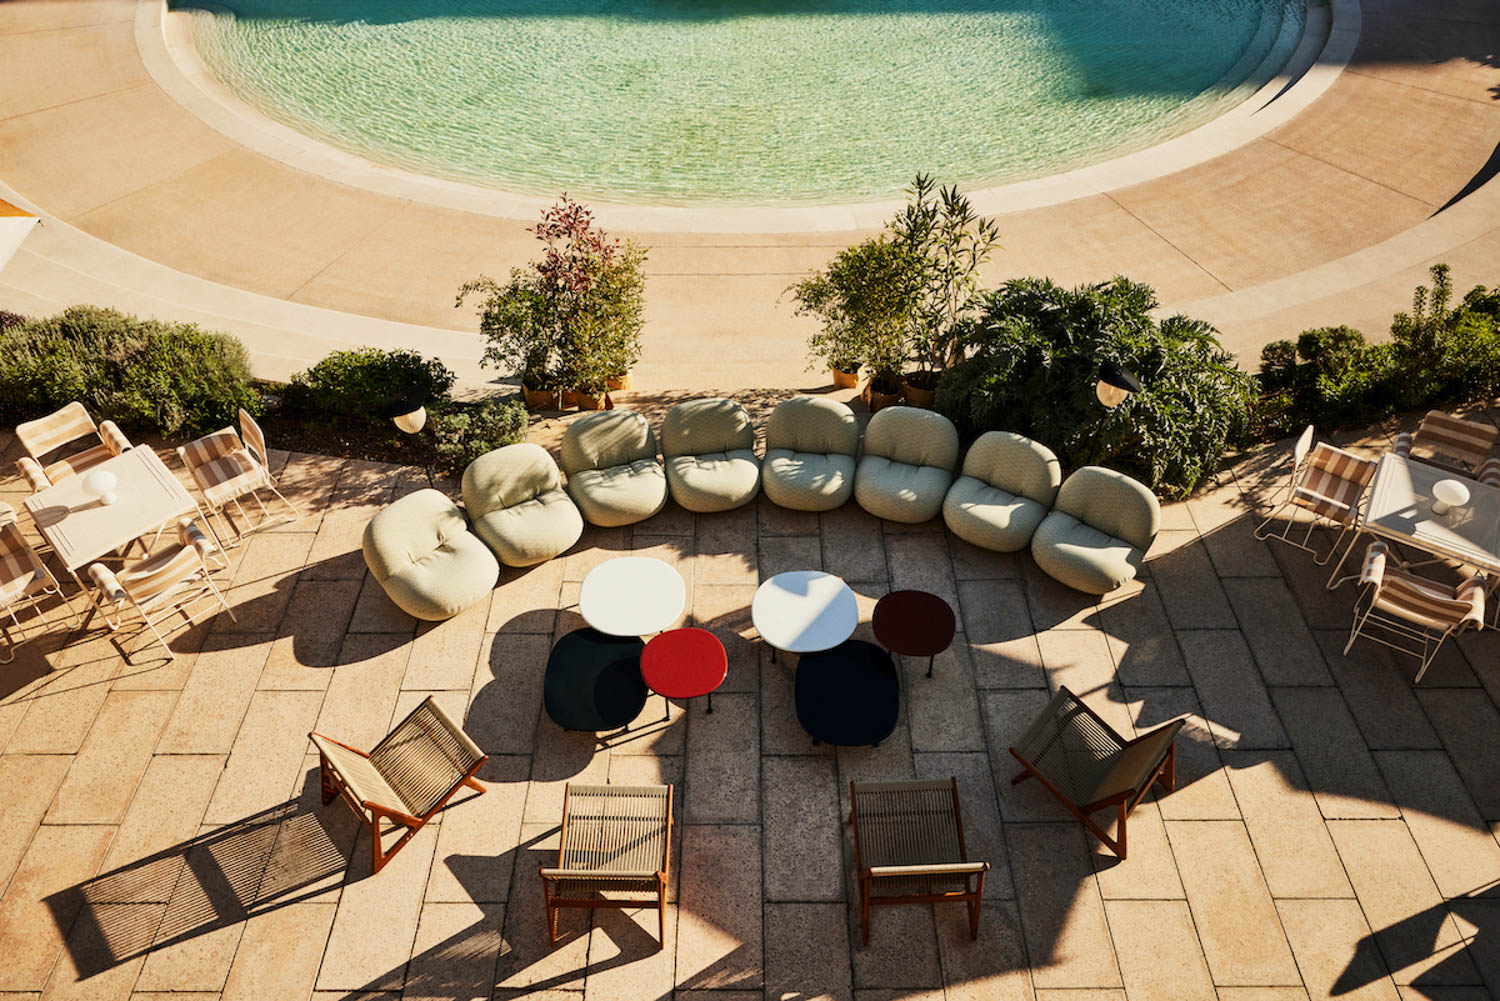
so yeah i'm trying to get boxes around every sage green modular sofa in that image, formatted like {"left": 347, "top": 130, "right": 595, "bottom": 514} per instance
{"left": 362, "top": 488, "right": 499, "bottom": 621}
{"left": 661, "top": 398, "right": 762, "bottom": 513}
{"left": 943, "top": 431, "right": 1062, "bottom": 552}
{"left": 462, "top": 443, "right": 583, "bottom": 568}
{"left": 559, "top": 410, "right": 669, "bottom": 528}
{"left": 761, "top": 396, "right": 860, "bottom": 512}
{"left": 854, "top": 406, "right": 960, "bottom": 524}
{"left": 1030, "top": 466, "right": 1160, "bottom": 594}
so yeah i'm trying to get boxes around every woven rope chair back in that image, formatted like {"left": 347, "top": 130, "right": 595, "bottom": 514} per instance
{"left": 369, "top": 698, "right": 484, "bottom": 817}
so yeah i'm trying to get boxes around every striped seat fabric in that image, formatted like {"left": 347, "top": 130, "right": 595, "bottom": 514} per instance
{"left": 177, "top": 410, "right": 298, "bottom": 542}
{"left": 0, "top": 512, "right": 74, "bottom": 663}
{"left": 1394, "top": 411, "right": 1498, "bottom": 475}
{"left": 87, "top": 519, "right": 232, "bottom": 661}
{"left": 1345, "top": 541, "right": 1485, "bottom": 682}
{"left": 1360, "top": 543, "right": 1484, "bottom": 632}
{"left": 15, "top": 402, "right": 131, "bottom": 489}
{"left": 1291, "top": 443, "right": 1377, "bottom": 524}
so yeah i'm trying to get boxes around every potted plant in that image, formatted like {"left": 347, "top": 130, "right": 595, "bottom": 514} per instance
{"left": 460, "top": 195, "right": 646, "bottom": 413}
{"left": 790, "top": 236, "right": 917, "bottom": 402}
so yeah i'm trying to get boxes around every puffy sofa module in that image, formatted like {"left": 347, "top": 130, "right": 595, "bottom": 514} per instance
{"left": 661, "top": 398, "right": 761, "bottom": 513}
{"left": 560, "top": 410, "right": 668, "bottom": 527}
{"left": 1030, "top": 466, "right": 1159, "bottom": 594}
{"left": 362, "top": 488, "right": 499, "bottom": 620}
{"left": 761, "top": 396, "right": 860, "bottom": 512}
{"left": 462, "top": 443, "right": 583, "bottom": 567}
{"left": 854, "top": 406, "right": 959, "bottom": 524}
{"left": 943, "top": 431, "right": 1062, "bottom": 552}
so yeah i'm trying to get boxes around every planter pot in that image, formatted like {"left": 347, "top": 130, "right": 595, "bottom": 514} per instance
{"left": 522, "top": 385, "right": 558, "bottom": 411}
{"left": 562, "top": 389, "right": 580, "bottom": 408}
{"left": 831, "top": 366, "right": 860, "bottom": 390}
{"left": 901, "top": 380, "right": 936, "bottom": 409}
{"left": 606, "top": 373, "right": 633, "bottom": 392}
{"left": 862, "top": 382, "right": 903, "bottom": 413}
{"left": 575, "top": 391, "right": 608, "bottom": 411}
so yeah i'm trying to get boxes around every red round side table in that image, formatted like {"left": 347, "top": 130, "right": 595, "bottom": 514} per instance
{"left": 872, "top": 589, "right": 956, "bottom": 678}
{"left": 640, "top": 627, "right": 729, "bottom": 719}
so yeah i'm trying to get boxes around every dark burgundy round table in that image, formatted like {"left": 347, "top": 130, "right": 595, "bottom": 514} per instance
{"left": 641, "top": 627, "right": 728, "bottom": 719}
{"left": 872, "top": 589, "right": 957, "bottom": 678}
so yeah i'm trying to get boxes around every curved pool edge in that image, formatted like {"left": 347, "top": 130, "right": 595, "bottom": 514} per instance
{"left": 141, "top": 0, "right": 1351, "bottom": 234}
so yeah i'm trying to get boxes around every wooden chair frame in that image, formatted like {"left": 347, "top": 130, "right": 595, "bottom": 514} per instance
{"left": 848, "top": 777, "right": 989, "bottom": 946}
{"left": 1009, "top": 690, "right": 1183, "bottom": 860}
{"left": 541, "top": 783, "right": 674, "bottom": 949}
{"left": 310, "top": 699, "right": 488, "bottom": 874}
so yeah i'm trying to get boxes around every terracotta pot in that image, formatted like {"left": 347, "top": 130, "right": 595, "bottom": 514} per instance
{"left": 901, "top": 380, "right": 936, "bottom": 409}
{"left": 862, "top": 381, "right": 903, "bottom": 412}
{"left": 831, "top": 366, "right": 860, "bottom": 390}
{"left": 575, "top": 391, "right": 608, "bottom": 411}
{"left": 562, "top": 389, "right": 580, "bottom": 408}
{"left": 521, "top": 385, "right": 558, "bottom": 411}
{"left": 606, "top": 373, "right": 633, "bottom": 391}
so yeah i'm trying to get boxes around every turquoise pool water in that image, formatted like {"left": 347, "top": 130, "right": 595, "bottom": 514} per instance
{"left": 188, "top": 0, "right": 1306, "bottom": 205}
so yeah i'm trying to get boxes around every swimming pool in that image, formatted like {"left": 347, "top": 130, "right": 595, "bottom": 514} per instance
{"left": 187, "top": 0, "right": 1307, "bottom": 206}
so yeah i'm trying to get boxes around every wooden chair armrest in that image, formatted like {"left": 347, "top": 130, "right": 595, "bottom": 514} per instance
{"left": 867, "top": 862, "right": 990, "bottom": 878}
{"left": 540, "top": 868, "right": 663, "bottom": 881}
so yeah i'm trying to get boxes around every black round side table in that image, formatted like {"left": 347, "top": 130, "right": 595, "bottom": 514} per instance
{"left": 794, "top": 640, "right": 901, "bottom": 747}
{"left": 544, "top": 628, "right": 648, "bottom": 732}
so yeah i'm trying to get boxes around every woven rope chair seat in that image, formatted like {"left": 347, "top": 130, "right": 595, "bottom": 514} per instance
{"left": 553, "top": 785, "right": 670, "bottom": 876}
{"left": 368, "top": 703, "right": 486, "bottom": 818}
{"left": 1010, "top": 697, "right": 1128, "bottom": 807}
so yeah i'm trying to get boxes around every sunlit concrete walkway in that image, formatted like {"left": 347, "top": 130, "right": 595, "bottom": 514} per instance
{"left": 2, "top": 405, "right": 1500, "bottom": 999}
{"left": 2, "top": 0, "right": 1500, "bottom": 389}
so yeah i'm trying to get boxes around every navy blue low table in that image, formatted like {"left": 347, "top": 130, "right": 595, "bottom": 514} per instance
{"left": 544, "top": 628, "right": 648, "bottom": 732}
{"left": 794, "top": 640, "right": 901, "bottom": 747}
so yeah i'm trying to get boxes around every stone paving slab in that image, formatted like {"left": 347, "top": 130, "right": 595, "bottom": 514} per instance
{"left": 0, "top": 427, "right": 1499, "bottom": 1000}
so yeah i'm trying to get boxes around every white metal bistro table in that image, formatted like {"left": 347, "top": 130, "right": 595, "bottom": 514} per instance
{"left": 24, "top": 447, "right": 205, "bottom": 590}
{"left": 1331, "top": 452, "right": 1500, "bottom": 586}
{"left": 578, "top": 556, "right": 686, "bottom": 637}
{"left": 751, "top": 570, "right": 859, "bottom": 661}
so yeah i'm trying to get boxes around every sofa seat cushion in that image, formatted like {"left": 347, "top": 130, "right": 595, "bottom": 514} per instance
{"left": 665, "top": 449, "right": 761, "bottom": 513}
{"left": 854, "top": 456, "right": 953, "bottom": 524}
{"left": 567, "top": 459, "right": 669, "bottom": 528}
{"left": 472, "top": 487, "right": 584, "bottom": 568}
{"left": 763, "top": 449, "right": 856, "bottom": 512}
{"left": 362, "top": 489, "right": 499, "bottom": 621}
{"left": 942, "top": 476, "right": 1049, "bottom": 552}
{"left": 1030, "top": 510, "right": 1144, "bottom": 595}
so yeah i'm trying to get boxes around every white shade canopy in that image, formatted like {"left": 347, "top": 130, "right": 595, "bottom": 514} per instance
{"left": 0, "top": 200, "right": 38, "bottom": 276}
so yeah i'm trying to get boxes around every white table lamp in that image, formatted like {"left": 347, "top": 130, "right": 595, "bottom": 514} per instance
{"left": 1431, "top": 478, "right": 1470, "bottom": 516}
{"left": 83, "top": 469, "right": 118, "bottom": 506}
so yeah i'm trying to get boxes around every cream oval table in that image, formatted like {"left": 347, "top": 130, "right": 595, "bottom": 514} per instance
{"left": 578, "top": 556, "right": 686, "bottom": 636}
{"left": 751, "top": 570, "right": 859, "bottom": 662}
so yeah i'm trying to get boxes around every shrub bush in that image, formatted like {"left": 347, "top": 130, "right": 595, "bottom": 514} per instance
{"left": 0, "top": 310, "right": 26, "bottom": 333}
{"left": 289, "top": 347, "right": 456, "bottom": 419}
{"left": 428, "top": 398, "right": 529, "bottom": 472}
{"left": 0, "top": 305, "right": 259, "bottom": 438}
{"left": 936, "top": 277, "right": 1253, "bottom": 498}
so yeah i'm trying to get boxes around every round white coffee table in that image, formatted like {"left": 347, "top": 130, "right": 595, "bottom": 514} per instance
{"left": 752, "top": 571, "right": 859, "bottom": 661}
{"left": 579, "top": 556, "right": 686, "bottom": 637}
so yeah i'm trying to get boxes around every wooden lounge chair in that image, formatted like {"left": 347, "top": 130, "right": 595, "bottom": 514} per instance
{"left": 309, "top": 696, "right": 487, "bottom": 874}
{"left": 1395, "top": 410, "right": 1498, "bottom": 476}
{"left": 541, "top": 783, "right": 673, "bottom": 949}
{"left": 1009, "top": 687, "right": 1183, "bottom": 859}
{"left": 848, "top": 778, "right": 989, "bottom": 946}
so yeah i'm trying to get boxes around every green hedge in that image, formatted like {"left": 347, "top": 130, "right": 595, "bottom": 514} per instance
{"left": 288, "top": 347, "right": 456, "bottom": 418}
{"left": 936, "top": 277, "right": 1254, "bottom": 498}
{"left": 0, "top": 305, "right": 260, "bottom": 438}
{"left": 429, "top": 398, "right": 530, "bottom": 472}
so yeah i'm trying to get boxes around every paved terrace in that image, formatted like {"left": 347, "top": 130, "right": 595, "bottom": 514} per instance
{"left": 2, "top": 405, "right": 1500, "bottom": 1000}
{"left": 3, "top": 0, "right": 1500, "bottom": 388}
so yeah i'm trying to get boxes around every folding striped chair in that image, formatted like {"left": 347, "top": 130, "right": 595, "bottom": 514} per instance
{"left": 0, "top": 503, "right": 79, "bottom": 662}
{"left": 87, "top": 518, "right": 234, "bottom": 661}
{"left": 15, "top": 401, "right": 131, "bottom": 491}
{"left": 1253, "top": 425, "right": 1377, "bottom": 568}
{"left": 1394, "top": 411, "right": 1498, "bottom": 477}
{"left": 1344, "top": 541, "right": 1485, "bottom": 683}
{"left": 177, "top": 409, "right": 299, "bottom": 546}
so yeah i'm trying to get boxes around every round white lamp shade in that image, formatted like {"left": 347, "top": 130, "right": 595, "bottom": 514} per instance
{"left": 1431, "top": 478, "right": 1470, "bottom": 515}
{"left": 393, "top": 405, "right": 427, "bottom": 434}
{"left": 83, "top": 469, "right": 118, "bottom": 505}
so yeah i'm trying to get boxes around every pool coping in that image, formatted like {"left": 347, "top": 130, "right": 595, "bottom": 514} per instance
{"left": 141, "top": 0, "right": 1356, "bottom": 234}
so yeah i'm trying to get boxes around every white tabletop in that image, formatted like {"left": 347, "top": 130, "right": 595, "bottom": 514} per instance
{"left": 24, "top": 448, "right": 197, "bottom": 572}
{"left": 1363, "top": 453, "right": 1500, "bottom": 575}
{"left": 751, "top": 570, "right": 859, "bottom": 654}
{"left": 579, "top": 556, "right": 687, "bottom": 636}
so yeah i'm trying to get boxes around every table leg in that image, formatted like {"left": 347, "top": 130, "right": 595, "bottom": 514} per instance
{"left": 707, "top": 691, "right": 714, "bottom": 714}
{"left": 927, "top": 654, "right": 935, "bottom": 679}
{"left": 770, "top": 646, "right": 778, "bottom": 664}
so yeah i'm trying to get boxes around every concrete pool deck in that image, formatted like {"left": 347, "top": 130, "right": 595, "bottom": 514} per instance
{"left": 1, "top": 0, "right": 1500, "bottom": 391}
